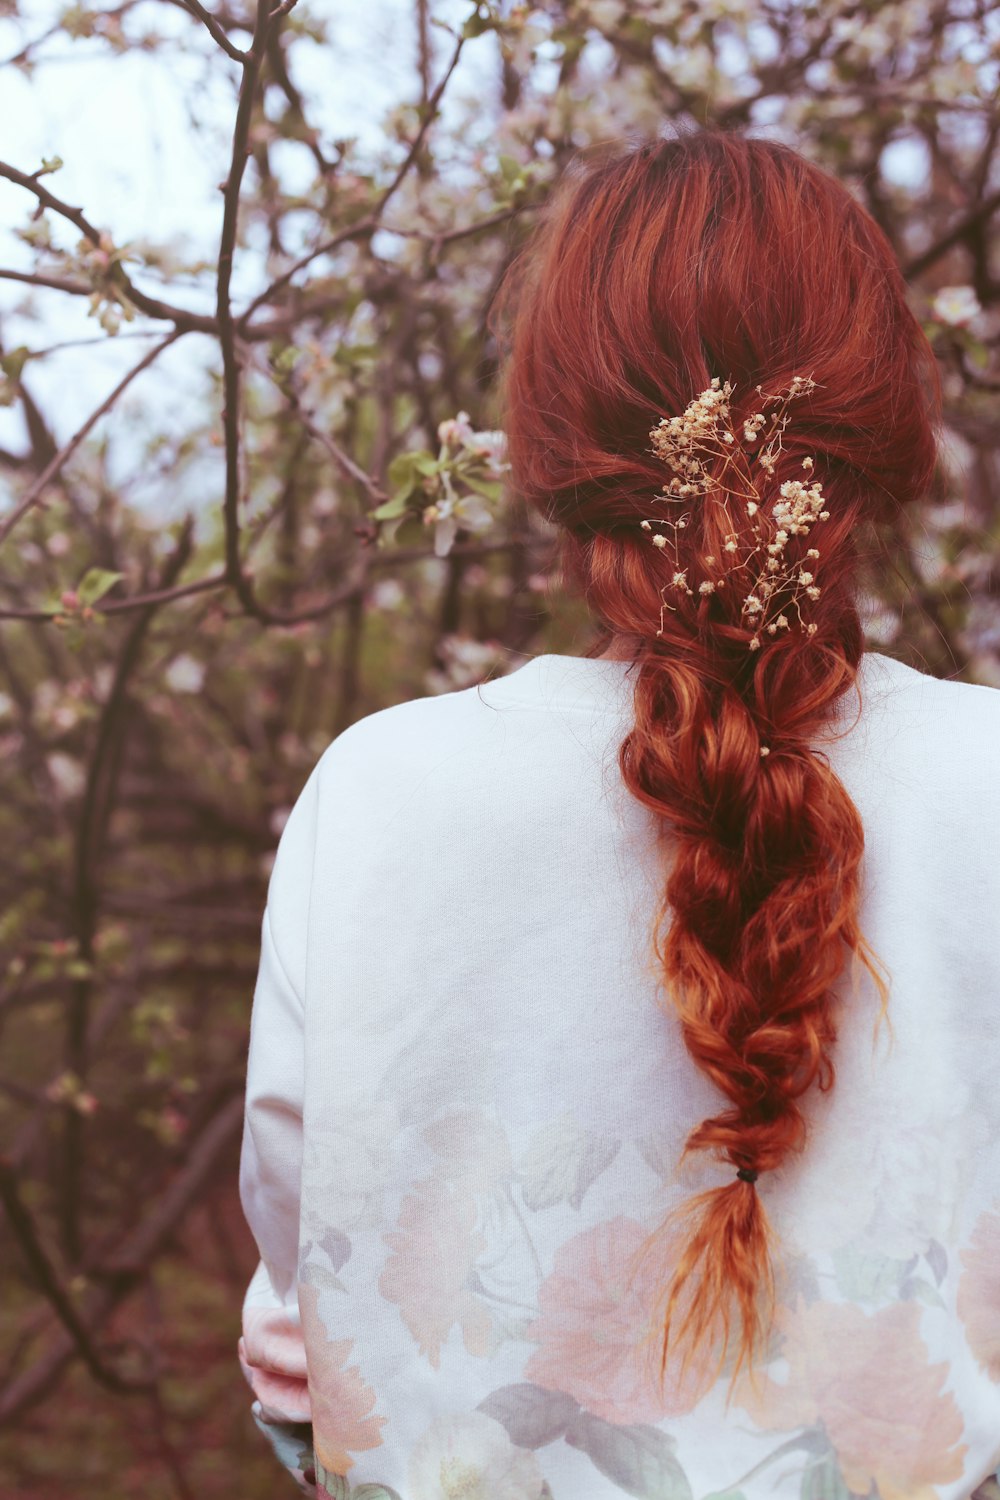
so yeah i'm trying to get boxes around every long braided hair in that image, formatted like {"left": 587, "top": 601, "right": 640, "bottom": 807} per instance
{"left": 490, "top": 130, "right": 940, "bottom": 1392}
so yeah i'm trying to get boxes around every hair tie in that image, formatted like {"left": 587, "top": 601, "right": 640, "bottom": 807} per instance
{"left": 736, "top": 1166, "right": 759, "bottom": 1184}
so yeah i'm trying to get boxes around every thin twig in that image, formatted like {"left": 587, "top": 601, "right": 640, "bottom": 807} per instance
{"left": 176, "top": 0, "right": 250, "bottom": 62}
{"left": 285, "top": 392, "right": 392, "bottom": 506}
{"left": 0, "top": 161, "right": 220, "bottom": 332}
{"left": 904, "top": 188, "right": 1000, "bottom": 281}
{"left": 0, "top": 268, "right": 95, "bottom": 296}
{"left": 0, "top": 1097, "right": 245, "bottom": 1425}
{"left": 217, "top": 0, "right": 281, "bottom": 615}
{"left": 0, "top": 331, "right": 183, "bottom": 547}
{"left": 238, "top": 11, "right": 468, "bottom": 327}
{"left": 60, "top": 521, "right": 196, "bottom": 1260}
{"left": 0, "top": 1157, "right": 154, "bottom": 1395}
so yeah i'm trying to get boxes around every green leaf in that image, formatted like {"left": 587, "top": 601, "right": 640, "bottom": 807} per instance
{"left": 903, "top": 1275, "right": 948, "bottom": 1310}
{"left": 965, "top": 336, "right": 990, "bottom": 371}
{"left": 270, "top": 344, "right": 301, "bottom": 374}
{"left": 313, "top": 1460, "right": 349, "bottom": 1500}
{"left": 801, "top": 1453, "right": 850, "bottom": 1500}
{"left": 462, "top": 476, "right": 504, "bottom": 503}
{"left": 831, "top": 1243, "right": 909, "bottom": 1303}
{"left": 332, "top": 342, "right": 379, "bottom": 368}
{"left": 566, "top": 1411, "right": 692, "bottom": 1499}
{"left": 462, "top": 10, "right": 496, "bottom": 39}
{"left": 38, "top": 155, "right": 64, "bottom": 176}
{"left": 386, "top": 450, "right": 424, "bottom": 504}
{"left": 371, "top": 493, "right": 412, "bottom": 521}
{"left": 0, "top": 346, "right": 32, "bottom": 382}
{"left": 498, "top": 153, "right": 525, "bottom": 187}
{"left": 76, "top": 568, "right": 125, "bottom": 607}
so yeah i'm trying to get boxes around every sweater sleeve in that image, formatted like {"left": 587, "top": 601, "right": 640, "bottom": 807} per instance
{"left": 238, "top": 757, "right": 324, "bottom": 1494}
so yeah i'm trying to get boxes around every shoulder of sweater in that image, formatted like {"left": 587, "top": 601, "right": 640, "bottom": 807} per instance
{"left": 860, "top": 654, "right": 1000, "bottom": 822}
{"left": 869, "top": 652, "right": 1000, "bottom": 734}
{"left": 309, "top": 683, "right": 488, "bottom": 785}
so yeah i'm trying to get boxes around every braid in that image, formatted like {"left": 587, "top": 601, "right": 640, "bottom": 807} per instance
{"left": 491, "top": 127, "right": 940, "bottom": 1396}
{"left": 614, "top": 632, "right": 888, "bottom": 1390}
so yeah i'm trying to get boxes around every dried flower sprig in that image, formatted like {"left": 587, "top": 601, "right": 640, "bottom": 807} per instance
{"left": 642, "top": 376, "right": 829, "bottom": 645}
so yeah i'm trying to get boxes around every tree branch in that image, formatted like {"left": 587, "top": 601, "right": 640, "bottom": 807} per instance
{"left": 0, "top": 330, "right": 183, "bottom": 547}
{"left": 0, "top": 1157, "right": 154, "bottom": 1396}
{"left": 176, "top": 0, "right": 250, "bottom": 62}
{"left": 904, "top": 188, "right": 1000, "bottom": 282}
{"left": 0, "top": 1096, "right": 245, "bottom": 1425}
{"left": 237, "top": 10, "right": 467, "bottom": 327}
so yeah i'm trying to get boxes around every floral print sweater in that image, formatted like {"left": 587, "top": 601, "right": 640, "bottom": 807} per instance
{"left": 238, "top": 650, "right": 1000, "bottom": 1500}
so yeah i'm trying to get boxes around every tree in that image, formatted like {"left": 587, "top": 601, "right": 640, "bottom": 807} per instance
{"left": 0, "top": 1, "right": 996, "bottom": 1493}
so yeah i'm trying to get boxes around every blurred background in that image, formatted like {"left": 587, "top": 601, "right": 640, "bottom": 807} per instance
{"left": 0, "top": 0, "right": 997, "bottom": 1494}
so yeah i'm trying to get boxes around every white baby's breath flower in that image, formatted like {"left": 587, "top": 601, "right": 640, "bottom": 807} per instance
{"left": 645, "top": 374, "right": 826, "bottom": 648}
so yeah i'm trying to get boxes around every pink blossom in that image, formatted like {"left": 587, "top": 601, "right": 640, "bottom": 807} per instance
{"left": 297, "top": 1282, "right": 386, "bottom": 1475}
{"left": 525, "top": 1216, "right": 713, "bottom": 1425}
{"left": 378, "top": 1173, "right": 492, "bottom": 1368}
{"left": 737, "top": 1297, "right": 966, "bottom": 1500}
{"left": 958, "top": 1207, "right": 1000, "bottom": 1380}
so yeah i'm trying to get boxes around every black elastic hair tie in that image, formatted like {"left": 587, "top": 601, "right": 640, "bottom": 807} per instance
{"left": 736, "top": 1166, "right": 759, "bottom": 1184}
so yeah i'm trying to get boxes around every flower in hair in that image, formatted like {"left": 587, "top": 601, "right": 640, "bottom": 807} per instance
{"left": 642, "top": 376, "right": 828, "bottom": 645}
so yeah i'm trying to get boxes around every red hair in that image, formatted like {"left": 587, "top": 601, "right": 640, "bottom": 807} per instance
{"left": 491, "top": 131, "right": 940, "bottom": 1392}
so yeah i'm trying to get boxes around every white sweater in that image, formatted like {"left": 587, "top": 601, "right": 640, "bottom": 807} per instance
{"left": 238, "top": 649, "right": 1000, "bottom": 1500}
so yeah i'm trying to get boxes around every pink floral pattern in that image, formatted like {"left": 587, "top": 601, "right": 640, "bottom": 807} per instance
{"left": 378, "top": 1172, "right": 493, "bottom": 1368}
{"left": 958, "top": 1206, "right": 1000, "bottom": 1381}
{"left": 737, "top": 1296, "right": 967, "bottom": 1500}
{"left": 297, "top": 1282, "right": 386, "bottom": 1475}
{"left": 524, "top": 1216, "right": 712, "bottom": 1425}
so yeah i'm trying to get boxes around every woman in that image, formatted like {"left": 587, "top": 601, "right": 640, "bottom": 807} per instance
{"left": 237, "top": 131, "right": 1000, "bottom": 1499}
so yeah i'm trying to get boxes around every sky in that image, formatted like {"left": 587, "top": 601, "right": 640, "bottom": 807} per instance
{"left": 0, "top": 0, "right": 943, "bottom": 527}
{"left": 0, "top": 0, "right": 493, "bottom": 518}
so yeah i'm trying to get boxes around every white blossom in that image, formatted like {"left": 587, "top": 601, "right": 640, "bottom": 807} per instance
{"left": 932, "top": 285, "right": 981, "bottom": 328}
{"left": 164, "top": 654, "right": 205, "bottom": 694}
